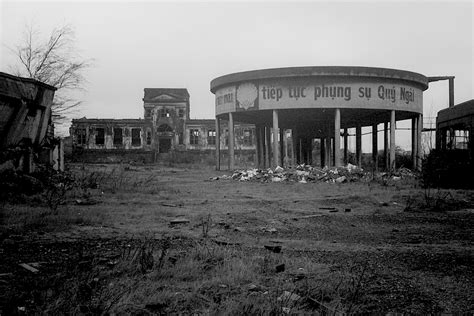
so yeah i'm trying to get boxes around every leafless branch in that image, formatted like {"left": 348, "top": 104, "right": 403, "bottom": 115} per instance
{"left": 9, "top": 22, "right": 92, "bottom": 125}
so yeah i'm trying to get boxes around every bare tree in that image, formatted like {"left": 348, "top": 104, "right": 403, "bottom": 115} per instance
{"left": 9, "top": 23, "right": 91, "bottom": 123}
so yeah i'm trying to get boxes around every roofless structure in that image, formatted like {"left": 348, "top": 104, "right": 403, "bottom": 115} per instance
{"left": 211, "top": 66, "right": 429, "bottom": 170}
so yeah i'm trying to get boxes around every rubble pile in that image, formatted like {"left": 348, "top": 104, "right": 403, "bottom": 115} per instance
{"left": 212, "top": 164, "right": 417, "bottom": 184}
{"left": 220, "top": 164, "right": 367, "bottom": 183}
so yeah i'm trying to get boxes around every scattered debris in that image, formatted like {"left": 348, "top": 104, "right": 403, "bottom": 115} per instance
{"left": 168, "top": 256, "right": 178, "bottom": 265}
{"left": 264, "top": 227, "right": 277, "bottom": 233}
{"left": 169, "top": 218, "right": 190, "bottom": 225}
{"left": 75, "top": 198, "right": 99, "bottom": 205}
{"left": 275, "top": 263, "right": 285, "bottom": 273}
{"left": 212, "top": 239, "right": 241, "bottom": 246}
{"left": 219, "top": 164, "right": 416, "bottom": 184}
{"left": 278, "top": 291, "right": 301, "bottom": 303}
{"left": 247, "top": 284, "right": 265, "bottom": 292}
{"left": 19, "top": 263, "right": 39, "bottom": 273}
{"left": 162, "top": 202, "right": 182, "bottom": 208}
{"left": 264, "top": 245, "right": 282, "bottom": 253}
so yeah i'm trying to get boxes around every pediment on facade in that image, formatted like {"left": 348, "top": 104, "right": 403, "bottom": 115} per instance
{"left": 152, "top": 94, "right": 177, "bottom": 101}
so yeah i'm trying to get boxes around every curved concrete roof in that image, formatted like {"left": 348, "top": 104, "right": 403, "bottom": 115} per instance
{"left": 210, "top": 66, "right": 429, "bottom": 92}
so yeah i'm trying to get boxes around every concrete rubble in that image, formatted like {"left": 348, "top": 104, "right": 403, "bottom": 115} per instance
{"left": 214, "top": 164, "right": 416, "bottom": 184}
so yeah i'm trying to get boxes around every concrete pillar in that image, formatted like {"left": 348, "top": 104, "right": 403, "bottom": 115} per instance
{"left": 320, "top": 138, "right": 326, "bottom": 167}
{"left": 228, "top": 112, "right": 235, "bottom": 170}
{"left": 272, "top": 110, "right": 280, "bottom": 168}
{"left": 265, "top": 126, "right": 271, "bottom": 168}
{"left": 216, "top": 117, "right": 221, "bottom": 170}
{"left": 372, "top": 124, "right": 378, "bottom": 171}
{"left": 292, "top": 128, "right": 298, "bottom": 165}
{"left": 283, "top": 129, "right": 288, "bottom": 167}
{"left": 298, "top": 137, "right": 306, "bottom": 164}
{"left": 417, "top": 113, "right": 423, "bottom": 171}
{"left": 326, "top": 136, "right": 332, "bottom": 167}
{"left": 411, "top": 117, "right": 417, "bottom": 170}
{"left": 334, "top": 109, "right": 341, "bottom": 167}
{"left": 390, "top": 110, "right": 396, "bottom": 171}
{"left": 384, "top": 122, "right": 389, "bottom": 170}
{"left": 343, "top": 128, "right": 348, "bottom": 165}
{"left": 258, "top": 125, "right": 265, "bottom": 169}
{"left": 356, "top": 125, "right": 362, "bottom": 167}
{"left": 280, "top": 128, "right": 285, "bottom": 167}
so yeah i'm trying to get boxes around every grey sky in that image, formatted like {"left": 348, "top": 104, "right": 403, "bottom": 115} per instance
{"left": 1, "top": 1, "right": 473, "bottom": 149}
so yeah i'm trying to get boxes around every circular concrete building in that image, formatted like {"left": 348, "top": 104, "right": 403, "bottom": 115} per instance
{"left": 210, "top": 66, "right": 429, "bottom": 170}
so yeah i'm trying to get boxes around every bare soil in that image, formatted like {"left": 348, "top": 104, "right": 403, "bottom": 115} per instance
{"left": 1, "top": 163, "right": 473, "bottom": 314}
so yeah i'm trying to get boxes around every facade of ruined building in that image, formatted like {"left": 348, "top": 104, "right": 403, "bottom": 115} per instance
{"left": 69, "top": 88, "right": 256, "bottom": 163}
{"left": 0, "top": 72, "right": 60, "bottom": 172}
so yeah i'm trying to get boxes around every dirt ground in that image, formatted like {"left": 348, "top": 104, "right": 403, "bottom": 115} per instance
{"left": 1, "top": 163, "right": 473, "bottom": 314}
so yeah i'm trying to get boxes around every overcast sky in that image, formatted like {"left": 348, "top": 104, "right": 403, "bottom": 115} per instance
{"left": 1, "top": 0, "right": 473, "bottom": 147}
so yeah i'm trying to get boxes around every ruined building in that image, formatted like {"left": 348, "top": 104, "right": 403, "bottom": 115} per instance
{"left": 69, "top": 88, "right": 256, "bottom": 163}
{"left": 0, "top": 72, "right": 60, "bottom": 172}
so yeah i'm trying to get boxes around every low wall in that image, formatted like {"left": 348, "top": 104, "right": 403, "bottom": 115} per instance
{"left": 67, "top": 148, "right": 257, "bottom": 167}
{"left": 68, "top": 149, "right": 155, "bottom": 164}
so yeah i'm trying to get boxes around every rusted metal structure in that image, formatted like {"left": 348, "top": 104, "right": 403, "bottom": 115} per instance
{"left": 0, "top": 72, "right": 57, "bottom": 172}
{"left": 211, "top": 66, "right": 429, "bottom": 171}
{"left": 436, "top": 99, "right": 474, "bottom": 155}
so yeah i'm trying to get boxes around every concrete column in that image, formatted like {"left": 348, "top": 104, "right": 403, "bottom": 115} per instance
{"left": 326, "top": 136, "right": 332, "bottom": 167}
{"left": 283, "top": 129, "right": 288, "bottom": 167}
{"left": 417, "top": 113, "right": 423, "bottom": 171}
{"left": 272, "top": 110, "right": 280, "bottom": 168}
{"left": 280, "top": 128, "right": 285, "bottom": 167}
{"left": 411, "top": 117, "right": 417, "bottom": 170}
{"left": 228, "top": 112, "right": 235, "bottom": 170}
{"left": 292, "top": 128, "right": 298, "bottom": 165}
{"left": 299, "top": 138, "right": 303, "bottom": 165}
{"left": 372, "top": 124, "right": 378, "bottom": 171}
{"left": 356, "top": 125, "right": 362, "bottom": 167}
{"left": 390, "top": 110, "right": 396, "bottom": 171}
{"left": 334, "top": 109, "right": 341, "bottom": 167}
{"left": 216, "top": 117, "right": 221, "bottom": 170}
{"left": 343, "top": 128, "right": 348, "bottom": 165}
{"left": 265, "top": 126, "right": 271, "bottom": 168}
{"left": 384, "top": 122, "right": 389, "bottom": 170}
{"left": 320, "top": 138, "right": 326, "bottom": 167}
{"left": 258, "top": 125, "right": 265, "bottom": 169}
{"left": 290, "top": 129, "right": 296, "bottom": 165}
